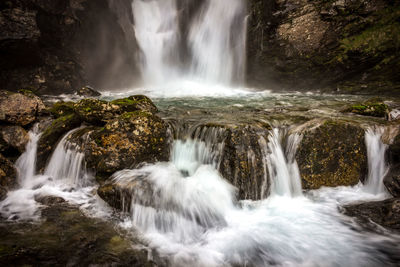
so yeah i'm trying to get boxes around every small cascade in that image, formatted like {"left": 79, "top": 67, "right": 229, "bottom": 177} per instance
{"left": 188, "top": 0, "right": 247, "bottom": 84}
{"left": 363, "top": 127, "right": 389, "bottom": 195}
{"left": 15, "top": 124, "right": 41, "bottom": 188}
{"left": 261, "top": 128, "right": 302, "bottom": 197}
{"left": 44, "top": 128, "right": 91, "bottom": 187}
{"left": 113, "top": 138, "right": 236, "bottom": 243}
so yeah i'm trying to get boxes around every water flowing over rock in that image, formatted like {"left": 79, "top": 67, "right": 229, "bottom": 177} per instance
{"left": 0, "top": 90, "right": 45, "bottom": 126}
{"left": 296, "top": 120, "right": 367, "bottom": 189}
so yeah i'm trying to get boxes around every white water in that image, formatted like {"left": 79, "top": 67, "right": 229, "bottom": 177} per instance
{"left": 131, "top": 0, "right": 248, "bottom": 95}
{"left": 0, "top": 128, "right": 106, "bottom": 221}
{"left": 364, "top": 127, "right": 389, "bottom": 195}
{"left": 112, "top": 128, "right": 398, "bottom": 266}
{"left": 188, "top": 0, "right": 247, "bottom": 85}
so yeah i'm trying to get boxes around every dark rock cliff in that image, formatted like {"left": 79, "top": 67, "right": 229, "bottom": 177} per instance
{"left": 247, "top": 0, "right": 400, "bottom": 94}
{"left": 0, "top": 0, "right": 140, "bottom": 95}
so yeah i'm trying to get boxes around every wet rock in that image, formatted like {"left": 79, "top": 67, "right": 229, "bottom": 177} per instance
{"left": 98, "top": 178, "right": 153, "bottom": 212}
{"left": 384, "top": 165, "right": 400, "bottom": 197}
{"left": 387, "top": 133, "right": 400, "bottom": 165}
{"left": 111, "top": 95, "right": 158, "bottom": 114}
{"left": 0, "top": 90, "right": 45, "bottom": 126}
{"left": 296, "top": 120, "right": 367, "bottom": 189}
{"left": 37, "top": 113, "right": 82, "bottom": 171}
{"left": 73, "top": 98, "right": 120, "bottom": 125}
{"left": 343, "top": 198, "right": 400, "bottom": 232}
{"left": 0, "top": 125, "right": 29, "bottom": 156}
{"left": 34, "top": 195, "right": 66, "bottom": 206}
{"left": 76, "top": 86, "right": 101, "bottom": 97}
{"left": 343, "top": 98, "right": 390, "bottom": 118}
{"left": 0, "top": 203, "right": 154, "bottom": 266}
{"left": 69, "top": 111, "right": 169, "bottom": 180}
{"left": 49, "top": 101, "right": 76, "bottom": 118}
{"left": 220, "top": 126, "right": 268, "bottom": 200}
{"left": 0, "top": 154, "right": 17, "bottom": 201}
{"left": 388, "top": 109, "right": 400, "bottom": 121}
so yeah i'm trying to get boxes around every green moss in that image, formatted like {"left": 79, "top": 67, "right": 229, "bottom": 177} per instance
{"left": 50, "top": 101, "right": 75, "bottom": 118}
{"left": 120, "top": 111, "right": 152, "bottom": 120}
{"left": 343, "top": 99, "right": 390, "bottom": 117}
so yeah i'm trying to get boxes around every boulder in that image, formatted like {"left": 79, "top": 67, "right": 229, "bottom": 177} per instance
{"left": 0, "top": 125, "right": 29, "bottom": 157}
{"left": 68, "top": 111, "right": 169, "bottom": 180}
{"left": 343, "top": 98, "right": 390, "bottom": 118}
{"left": 76, "top": 86, "right": 101, "bottom": 97}
{"left": 220, "top": 126, "right": 268, "bottom": 200}
{"left": 343, "top": 198, "right": 400, "bottom": 232}
{"left": 0, "top": 153, "right": 17, "bottom": 201}
{"left": 110, "top": 95, "right": 158, "bottom": 114}
{"left": 296, "top": 120, "right": 367, "bottom": 189}
{"left": 73, "top": 99, "right": 117, "bottom": 125}
{"left": 384, "top": 165, "right": 400, "bottom": 197}
{"left": 0, "top": 90, "right": 45, "bottom": 126}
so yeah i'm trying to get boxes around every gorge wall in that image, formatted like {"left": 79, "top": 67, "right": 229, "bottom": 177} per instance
{"left": 247, "top": 0, "right": 400, "bottom": 94}
{"left": 1, "top": 0, "right": 399, "bottom": 95}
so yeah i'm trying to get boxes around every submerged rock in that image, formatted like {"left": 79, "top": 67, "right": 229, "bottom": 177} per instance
{"left": 296, "top": 120, "right": 367, "bottom": 189}
{"left": 76, "top": 86, "right": 101, "bottom": 97}
{"left": 0, "top": 203, "right": 153, "bottom": 266}
{"left": 343, "top": 198, "right": 400, "bottom": 232}
{"left": 0, "top": 154, "right": 17, "bottom": 201}
{"left": 0, "top": 90, "right": 45, "bottom": 126}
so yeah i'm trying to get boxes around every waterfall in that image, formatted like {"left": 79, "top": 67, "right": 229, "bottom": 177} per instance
{"left": 44, "top": 128, "right": 92, "bottom": 187}
{"left": 262, "top": 129, "right": 302, "bottom": 197}
{"left": 15, "top": 124, "right": 41, "bottom": 188}
{"left": 188, "top": 0, "right": 247, "bottom": 84}
{"left": 132, "top": 0, "right": 247, "bottom": 86}
{"left": 132, "top": 0, "right": 180, "bottom": 84}
{"left": 363, "top": 127, "right": 389, "bottom": 195}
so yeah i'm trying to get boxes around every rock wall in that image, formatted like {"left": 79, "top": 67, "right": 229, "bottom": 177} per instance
{"left": 0, "top": 0, "right": 140, "bottom": 95}
{"left": 247, "top": 0, "right": 400, "bottom": 94}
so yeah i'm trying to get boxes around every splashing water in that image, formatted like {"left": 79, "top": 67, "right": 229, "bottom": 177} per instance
{"left": 0, "top": 128, "right": 104, "bottom": 221}
{"left": 131, "top": 0, "right": 248, "bottom": 96}
{"left": 113, "top": 129, "right": 398, "bottom": 266}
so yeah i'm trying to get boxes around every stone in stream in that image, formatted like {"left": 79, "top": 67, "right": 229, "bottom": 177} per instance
{"left": 0, "top": 203, "right": 154, "bottom": 266}
{"left": 342, "top": 98, "right": 390, "bottom": 118}
{"left": 69, "top": 110, "right": 169, "bottom": 181}
{"left": 75, "top": 86, "right": 101, "bottom": 97}
{"left": 296, "top": 120, "right": 367, "bottom": 189}
{"left": 343, "top": 198, "right": 400, "bottom": 233}
{"left": 0, "top": 90, "right": 45, "bottom": 126}
{"left": 384, "top": 166, "right": 400, "bottom": 197}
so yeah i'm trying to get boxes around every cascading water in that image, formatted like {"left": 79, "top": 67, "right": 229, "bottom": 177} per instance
{"left": 364, "top": 127, "right": 389, "bottom": 195}
{"left": 188, "top": 0, "right": 247, "bottom": 84}
{"left": 0, "top": 128, "right": 98, "bottom": 221}
{"left": 112, "top": 127, "right": 398, "bottom": 266}
{"left": 263, "top": 128, "right": 302, "bottom": 197}
{"left": 131, "top": 0, "right": 247, "bottom": 91}
{"left": 132, "top": 0, "right": 180, "bottom": 84}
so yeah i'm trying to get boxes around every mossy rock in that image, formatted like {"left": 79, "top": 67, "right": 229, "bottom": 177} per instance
{"left": 110, "top": 95, "right": 158, "bottom": 114}
{"left": 74, "top": 99, "right": 116, "bottom": 125}
{"left": 49, "top": 101, "right": 76, "bottom": 118}
{"left": 296, "top": 120, "right": 367, "bottom": 189}
{"left": 0, "top": 203, "right": 153, "bottom": 266}
{"left": 343, "top": 98, "right": 390, "bottom": 117}
{"left": 68, "top": 111, "right": 169, "bottom": 181}
{"left": 37, "top": 114, "right": 82, "bottom": 171}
